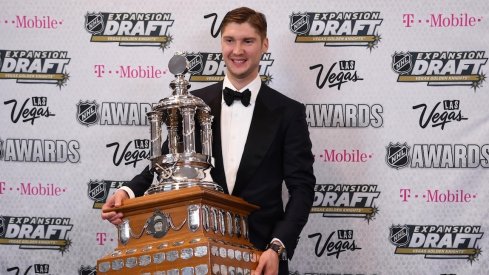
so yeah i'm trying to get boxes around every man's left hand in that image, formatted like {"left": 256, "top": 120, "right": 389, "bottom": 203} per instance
{"left": 252, "top": 249, "right": 279, "bottom": 275}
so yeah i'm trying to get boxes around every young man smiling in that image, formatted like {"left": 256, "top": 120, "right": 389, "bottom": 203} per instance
{"left": 102, "top": 7, "right": 315, "bottom": 275}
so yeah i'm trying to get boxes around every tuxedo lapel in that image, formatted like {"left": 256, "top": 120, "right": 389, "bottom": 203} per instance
{"left": 205, "top": 84, "right": 229, "bottom": 194}
{"left": 232, "top": 85, "right": 281, "bottom": 196}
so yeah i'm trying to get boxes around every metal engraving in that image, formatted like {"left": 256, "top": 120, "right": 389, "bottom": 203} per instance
{"left": 195, "top": 245, "right": 208, "bottom": 257}
{"left": 188, "top": 204, "right": 200, "bottom": 232}
{"left": 219, "top": 247, "right": 227, "bottom": 258}
{"left": 226, "top": 212, "right": 233, "bottom": 237}
{"left": 196, "top": 264, "right": 209, "bottom": 275}
{"left": 139, "top": 255, "right": 151, "bottom": 266}
{"left": 181, "top": 248, "right": 193, "bottom": 259}
{"left": 111, "top": 259, "right": 124, "bottom": 270}
{"left": 98, "top": 262, "right": 110, "bottom": 273}
{"left": 235, "top": 250, "right": 242, "bottom": 261}
{"left": 218, "top": 210, "right": 225, "bottom": 235}
{"left": 182, "top": 267, "right": 194, "bottom": 275}
{"left": 126, "top": 257, "right": 137, "bottom": 268}
{"left": 154, "top": 252, "right": 165, "bottom": 264}
{"left": 227, "top": 248, "right": 235, "bottom": 259}
{"left": 202, "top": 205, "right": 210, "bottom": 232}
{"left": 167, "top": 250, "right": 179, "bottom": 261}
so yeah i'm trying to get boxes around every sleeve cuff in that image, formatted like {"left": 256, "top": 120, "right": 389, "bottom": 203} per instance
{"left": 271, "top": 238, "right": 285, "bottom": 249}
{"left": 119, "top": 186, "right": 135, "bottom": 199}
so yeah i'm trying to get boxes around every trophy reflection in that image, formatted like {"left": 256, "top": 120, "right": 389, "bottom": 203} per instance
{"left": 146, "top": 54, "right": 222, "bottom": 194}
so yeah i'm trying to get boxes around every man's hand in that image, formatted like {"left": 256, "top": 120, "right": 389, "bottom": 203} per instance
{"left": 252, "top": 249, "right": 279, "bottom": 275}
{"left": 101, "top": 189, "right": 129, "bottom": 225}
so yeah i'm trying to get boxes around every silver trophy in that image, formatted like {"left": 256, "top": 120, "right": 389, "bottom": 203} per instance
{"left": 146, "top": 53, "right": 222, "bottom": 194}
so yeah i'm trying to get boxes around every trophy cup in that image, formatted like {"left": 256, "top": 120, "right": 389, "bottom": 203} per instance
{"left": 146, "top": 54, "right": 221, "bottom": 194}
{"left": 97, "top": 53, "right": 261, "bottom": 275}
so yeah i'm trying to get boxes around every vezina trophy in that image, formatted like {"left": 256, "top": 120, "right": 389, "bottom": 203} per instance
{"left": 97, "top": 54, "right": 261, "bottom": 275}
{"left": 146, "top": 54, "right": 221, "bottom": 194}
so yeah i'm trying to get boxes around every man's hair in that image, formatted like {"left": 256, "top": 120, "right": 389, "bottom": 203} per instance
{"left": 221, "top": 7, "right": 267, "bottom": 40}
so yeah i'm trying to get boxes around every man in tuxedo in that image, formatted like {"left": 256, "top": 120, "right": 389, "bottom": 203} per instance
{"left": 102, "top": 7, "right": 315, "bottom": 275}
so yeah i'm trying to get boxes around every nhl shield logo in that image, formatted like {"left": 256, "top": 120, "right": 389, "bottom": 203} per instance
{"left": 85, "top": 12, "right": 105, "bottom": 34}
{"left": 0, "top": 217, "right": 5, "bottom": 237}
{"left": 389, "top": 225, "right": 410, "bottom": 246}
{"left": 289, "top": 13, "right": 310, "bottom": 35}
{"left": 392, "top": 52, "right": 412, "bottom": 74}
{"left": 87, "top": 180, "right": 108, "bottom": 202}
{"left": 185, "top": 53, "right": 204, "bottom": 74}
{"left": 79, "top": 265, "right": 96, "bottom": 275}
{"left": 77, "top": 100, "right": 99, "bottom": 126}
{"left": 0, "top": 139, "right": 4, "bottom": 160}
{"left": 386, "top": 142, "right": 410, "bottom": 169}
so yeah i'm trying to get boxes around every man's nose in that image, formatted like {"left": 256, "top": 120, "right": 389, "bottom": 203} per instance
{"left": 233, "top": 43, "right": 244, "bottom": 55}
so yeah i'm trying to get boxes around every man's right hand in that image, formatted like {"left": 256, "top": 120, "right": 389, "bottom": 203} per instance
{"left": 101, "top": 189, "right": 129, "bottom": 225}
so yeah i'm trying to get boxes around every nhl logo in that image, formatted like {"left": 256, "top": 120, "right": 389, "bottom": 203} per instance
{"left": 85, "top": 12, "right": 105, "bottom": 35}
{"left": 386, "top": 142, "right": 410, "bottom": 169}
{"left": 87, "top": 180, "right": 108, "bottom": 202}
{"left": 185, "top": 53, "right": 204, "bottom": 74}
{"left": 389, "top": 225, "right": 410, "bottom": 246}
{"left": 77, "top": 100, "right": 99, "bottom": 126}
{"left": 392, "top": 52, "right": 412, "bottom": 74}
{"left": 0, "top": 139, "right": 4, "bottom": 160}
{"left": 0, "top": 217, "right": 5, "bottom": 237}
{"left": 78, "top": 265, "right": 96, "bottom": 275}
{"left": 289, "top": 13, "right": 310, "bottom": 35}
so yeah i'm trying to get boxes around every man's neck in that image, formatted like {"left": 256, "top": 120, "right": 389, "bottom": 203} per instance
{"left": 227, "top": 73, "right": 259, "bottom": 91}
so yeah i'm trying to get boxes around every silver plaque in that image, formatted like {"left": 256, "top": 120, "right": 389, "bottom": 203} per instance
{"left": 188, "top": 204, "right": 200, "bottom": 232}
{"left": 167, "top": 250, "right": 179, "bottom": 261}
{"left": 243, "top": 252, "right": 250, "bottom": 262}
{"left": 244, "top": 269, "right": 251, "bottom": 275}
{"left": 126, "top": 257, "right": 137, "bottom": 268}
{"left": 98, "top": 262, "right": 110, "bottom": 273}
{"left": 139, "top": 255, "right": 151, "bottom": 266}
{"left": 196, "top": 264, "right": 209, "bottom": 275}
{"left": 242, "top": 217, "right": 249, "bottom": 240}
{"left": 154, "top": 252, "right": 165, "bottom": 264}
{"left": 212, "top": 264, "right": 220, "bottom": 275}
{"left": 219, "top": 247, "right": 227, "bottom": 258}
{"left": 226, "top": 212, "right": 233, "bottom": 237}
{"left": 181, "top": 248, "right": 193, "bottom": 260}
{"left": 126, "top": 248, "right": 136, "bottom": 254}
{"left": 220, "top": 265, "right": 228, "bottom": 275}
{"left": 111, "top": 250, "right": 122, "bottom": 257}
{"left": 211, "top": 207, "right": 219, "bottom": 233}
{"left": 229, "top": 266, "right": 235, "bottom": 275}
{"left": 195, "top": 245, "right": 208, "bottom": 257}
{"left": 237, "top": 267, "right": 243, "bottom": 275}
{"left": 218, "top": 210, "right": 225, "bottom": 236}
{"left": 173, "top": 240, "right": 185, "bottom": 246}
{"left": 251, "top": 253, "right": 257, "bottom": 262}
{"left": 158, "top": 242, "right": 169, "bottom": 249}
{"left": 142, "top": 245, "right": 153, "bottom": 252}
{"left": 118, "top": 219, "right": 130, "bottom": 245}
{"left": 235, "top": 250, "right": 242, "bottom": 261}
{"left": 154, "top": 272, "right": 166, "bottom": 275}
{"left": 234, "top": 215, "right": 242, "bottom": 238}
{"left": 111, "top": 259, "right": 124, "bottom": 271}
{"left": 202, "top": 205, "right": 210, "bottom": 231}
{"left": 182, "top": 267, "right": 194, "bottom": 275}
{"left": 227, "top": 248, "right": 235, "bottom": 259}
{"left": 168, "top": 269, "right": 179, "bottom": 275}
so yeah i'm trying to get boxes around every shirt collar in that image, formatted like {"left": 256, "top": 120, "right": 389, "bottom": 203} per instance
{"left": 222, "top": 74, "right": 262, "bottom": 106}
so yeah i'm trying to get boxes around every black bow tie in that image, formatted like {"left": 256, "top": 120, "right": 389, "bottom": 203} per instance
{"left": 223, "top": 87, "right": 251, "bottom": 107}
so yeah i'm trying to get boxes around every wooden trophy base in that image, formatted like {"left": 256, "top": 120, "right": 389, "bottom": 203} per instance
{"left": 97, "top": 186, "right": 262, "bottom": 275}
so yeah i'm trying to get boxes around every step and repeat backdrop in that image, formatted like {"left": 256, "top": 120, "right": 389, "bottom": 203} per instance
{"left": 1, "top": 0, "right": 488, "bottom": 274}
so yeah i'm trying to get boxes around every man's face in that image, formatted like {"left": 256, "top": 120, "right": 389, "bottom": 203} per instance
{"left": 221, "top": 22, "right": 268, "bottom": 85}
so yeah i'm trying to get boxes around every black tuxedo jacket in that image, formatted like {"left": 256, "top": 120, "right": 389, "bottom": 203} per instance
{"left": 125, "top": 81, "right": 315, "bottom": 259}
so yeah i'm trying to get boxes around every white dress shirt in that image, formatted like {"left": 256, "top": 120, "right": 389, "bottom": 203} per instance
{"left": 221, "top": 74, "right": 261, "bottom": 194}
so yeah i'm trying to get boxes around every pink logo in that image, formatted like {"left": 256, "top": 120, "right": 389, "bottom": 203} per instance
{"left": 94, "top": 64, "right": 166, "bottom": 78}
{"left": 402, "top": 13, "right": 483, "bottom": 28}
